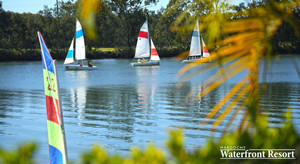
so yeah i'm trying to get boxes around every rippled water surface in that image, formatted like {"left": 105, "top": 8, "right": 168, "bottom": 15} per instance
{"left": 0, "top": 56, "right": 299, "bottom": 162}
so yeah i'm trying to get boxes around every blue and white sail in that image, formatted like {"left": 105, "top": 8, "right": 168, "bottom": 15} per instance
{"left": 189, "top": 21, "right": 201, "bottom": 57}
{"left": 75, "top": 19, "right": 86, "bottom": 61}
{"left": 64, "top": 38, "right": 74, "bottom": 64}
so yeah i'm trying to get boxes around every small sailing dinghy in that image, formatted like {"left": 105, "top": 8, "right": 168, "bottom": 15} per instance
{"left": 182, "top": 20, "right": 210, "bottom": 63}
{"left": 64, "top": 18, "right": 97, "bottom": 70}
{"left": 130, "top": 20, "right": 160, "bottom": 66}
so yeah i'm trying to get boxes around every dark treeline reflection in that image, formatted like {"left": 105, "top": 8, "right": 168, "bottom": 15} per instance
{"left": 0, "top": 83, "right": 300, "bottom": 158}
{"left": 57, "top": 82, "right": 300, "bottom": 145}
{"left": 1, "top": 83, "right": 299, "bottom": 143}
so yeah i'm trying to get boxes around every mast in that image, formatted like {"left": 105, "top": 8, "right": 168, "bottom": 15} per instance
{"left": 74, "top": 18, "right": 77, "bottom": 64}
{"left": 53, "top": 60, "right": 68, "bottom": 162}
{"left": 197, "top": 19, "right": 201, "bottom": 57}
{"left": 147, "top": 16, "right": 151, "bottom": 59}
{"left": 200, "top": 33, "right": 203, "bottom": 57}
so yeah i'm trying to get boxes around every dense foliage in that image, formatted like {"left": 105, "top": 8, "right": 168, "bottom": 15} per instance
{"left": 0, "top": 0, "right": 299, "bottom": 61}
{"left": 0, "top": 0, "right": 189, "bottom": 54}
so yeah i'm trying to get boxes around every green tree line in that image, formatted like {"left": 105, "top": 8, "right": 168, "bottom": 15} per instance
{"left": 0, "top": 0, "right": 189, "bottom": 60}
{"left": 0, "top": 0, "right": 299, "bottom": 61}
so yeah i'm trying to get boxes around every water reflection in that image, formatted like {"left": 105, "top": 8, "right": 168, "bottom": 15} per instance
{"left": 63, "top": 69, "right": 89, "bottom": 87}
{"left": 260, "top": 83, "right": 300, "bottom": 128}
{"left": 135, "top": 66, "right": 159, "bottom": 110}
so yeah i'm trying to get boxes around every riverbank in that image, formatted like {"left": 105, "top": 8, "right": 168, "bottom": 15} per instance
{"left": 0, "top": 47, "right": 188, "bottom": 61}
{"left": 1, "top": 47, "right": 299, "bottom": 62}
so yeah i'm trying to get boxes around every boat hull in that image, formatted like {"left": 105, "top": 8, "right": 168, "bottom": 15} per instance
{"left": 182, "top": 58, "right": 211, "bottom": 63}
{"left": 130, "top": 60, "right": 160, "bottom": 66}
{"left": 182, "top": 59, "right": 199, "bottom": 63}
{"left": 64, "top": 65, "right": 97, "bottom": 70}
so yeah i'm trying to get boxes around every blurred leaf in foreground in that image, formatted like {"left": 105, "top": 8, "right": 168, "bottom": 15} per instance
{"left": 79, "top": 0, "right": 101, "bottom": 39}
{"left": 0, "top": 142, "right": 37, "bottom": 164}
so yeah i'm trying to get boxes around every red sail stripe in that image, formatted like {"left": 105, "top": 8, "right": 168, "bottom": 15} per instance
{"left": 151, "top": 48, "right": 158, "bottom": 56}
{"left": 203, "top": 46, "right": 209, "bottom": 53}
{"left": 138, "top": 31, "right": 148, "bottom": 39}
{"left": 45, "top": 95, "right": 60, "bottom": 124}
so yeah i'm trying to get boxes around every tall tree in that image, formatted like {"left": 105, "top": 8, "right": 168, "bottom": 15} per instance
{"left": 0, "top": 1, "right": 10, "bottom": 48}
{"left": 107, "top": 0, "right": 146, "bottom": 50}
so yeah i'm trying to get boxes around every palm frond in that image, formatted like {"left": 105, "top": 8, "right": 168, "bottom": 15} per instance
{"left": 201, "top": 77, "right": 248, "bottom": 126}
{"left": 175, "top": 1, "right": 298, "bottom": 135}
{"left": 211, "top": 84, "right": 249, "bottom": 132}
{"left": 223, "top": 99, "right": 247, "bottom": 134}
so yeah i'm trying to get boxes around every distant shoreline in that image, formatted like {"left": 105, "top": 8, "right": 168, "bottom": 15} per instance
{"left": 0, "top": 48, "right": 298, "bottom": 62}
{"left": 0, "top": 47, "right": 188, "bottom": 61}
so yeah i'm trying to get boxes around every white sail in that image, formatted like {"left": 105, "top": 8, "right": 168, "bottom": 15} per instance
{"left": 202, "top": 37, "right": 210, "bottom": 57}
{"left": 64, "top": 38, "right": 75, "bottom": 64}
{"left": 135, "top": 20, "right": 150, "bottom": 58}
{"left": 75, "top": 19, "right": 86, "bottom": 60}
{"left": 150, "top": 39, "right": 160, "bottom": 61}
{"left": 189, "top": 21, "right": 201, "bottom": 57}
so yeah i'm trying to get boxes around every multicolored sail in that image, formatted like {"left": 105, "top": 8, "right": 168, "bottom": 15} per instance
{"left": 37, "top": 31, "right": 68, "bottom": 164}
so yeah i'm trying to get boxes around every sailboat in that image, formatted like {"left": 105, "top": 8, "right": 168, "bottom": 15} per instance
{"left": 37, "top": 31, "right": 68, "bottom": 164}
{"left": 64, "top": 18, "right": 97, "bottom": 70}
{"left": 130, "top": 20, "right": 160, "bottom": 66}
{"left": 182, "top": 20, "right": 210, "bottom": 63}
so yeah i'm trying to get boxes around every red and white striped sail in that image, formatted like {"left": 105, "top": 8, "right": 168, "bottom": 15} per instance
{"left": 135, "top": 20, "right": 150, "bottom": 58}
{"left": 202, "top": 37, "right": 210, "bottom": 57}
{"left": 150, "top": 39, "right": 160, "bottom": 61}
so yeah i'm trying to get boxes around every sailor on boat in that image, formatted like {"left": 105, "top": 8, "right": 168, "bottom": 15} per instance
{"left": 88, "top": 61, "right": 93, "bottom": 67}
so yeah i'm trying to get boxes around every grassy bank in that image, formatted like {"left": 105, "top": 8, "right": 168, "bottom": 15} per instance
{"left": 0, "top": 46, "right": 188, "bottom": 61}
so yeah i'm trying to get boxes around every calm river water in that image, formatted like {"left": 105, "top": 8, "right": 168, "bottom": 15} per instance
{"left": 0, "top": 56, "right": 299, "bottom": 162}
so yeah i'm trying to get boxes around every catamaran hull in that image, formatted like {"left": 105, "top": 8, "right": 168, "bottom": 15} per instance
{"left": 64, "top": 65, "right": 97, "bottom": 70}
{"left": 130, "top": 61, "right": 160, "bottom": 66}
